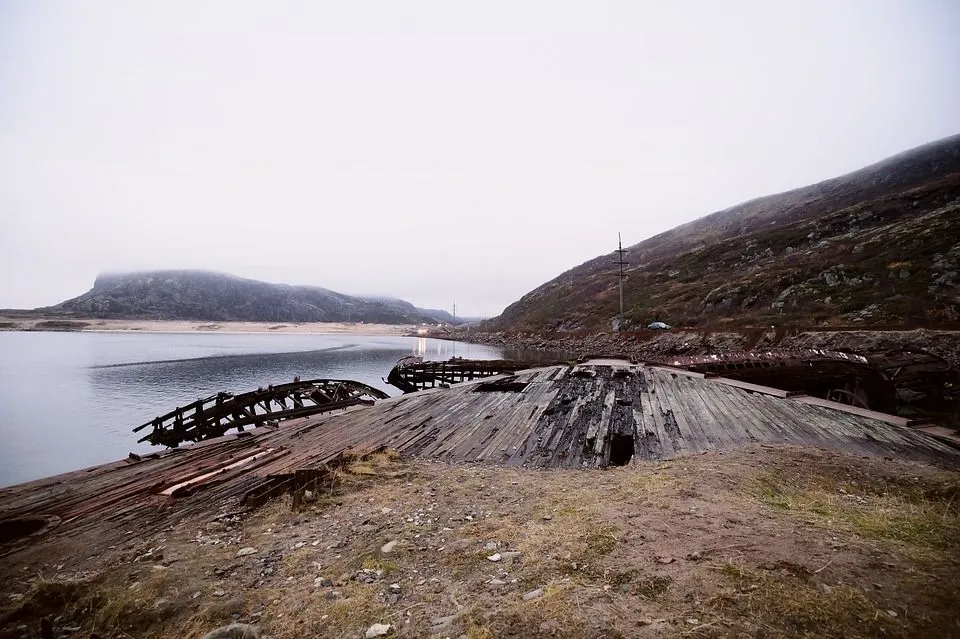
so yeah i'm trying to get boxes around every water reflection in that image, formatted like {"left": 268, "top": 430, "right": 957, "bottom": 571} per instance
{"left": 0, "top": 332, "right": 534, "bottom": 486}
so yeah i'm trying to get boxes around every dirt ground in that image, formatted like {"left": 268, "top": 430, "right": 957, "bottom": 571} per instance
{"left": 1, "top": 446, "right": 958, "bottom": 639}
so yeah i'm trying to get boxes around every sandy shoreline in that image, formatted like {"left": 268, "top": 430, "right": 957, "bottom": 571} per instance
{"left": 0, "top": 317, "right": 420, "bottom": 336}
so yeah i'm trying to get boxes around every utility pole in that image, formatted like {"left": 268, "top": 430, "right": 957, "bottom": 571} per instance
{"left": 614, "top": 233, "right": 628, "bottom": 330}
{"left": 452, "top": 302, "right": 456, "bottom": 324}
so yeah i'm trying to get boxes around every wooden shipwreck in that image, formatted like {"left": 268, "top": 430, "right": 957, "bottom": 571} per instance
{"left": 1, "top": 359, "right": 957, "bottom": 556}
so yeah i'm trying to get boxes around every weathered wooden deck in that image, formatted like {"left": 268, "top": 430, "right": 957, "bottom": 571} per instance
{"left": 1, "top": 360, "right": 957, "bottom": 555}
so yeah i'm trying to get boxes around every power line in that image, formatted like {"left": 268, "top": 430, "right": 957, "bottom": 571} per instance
{"left": 614, "top": 232, "right": 628, "bottom": 329}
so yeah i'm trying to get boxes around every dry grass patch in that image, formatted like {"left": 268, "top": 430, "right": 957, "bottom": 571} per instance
{"left": 750, "top": 469, "right": 960, "bottom": 550}
{"left": 708, "top": 562, "right": 902, "bottom": 639}
{"left": 465, "top": 581, "right": 589, "bottom": 638}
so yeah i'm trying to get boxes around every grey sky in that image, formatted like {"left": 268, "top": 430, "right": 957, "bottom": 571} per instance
{"left": 2, "top": 1, "right": 958, "bottom": 317}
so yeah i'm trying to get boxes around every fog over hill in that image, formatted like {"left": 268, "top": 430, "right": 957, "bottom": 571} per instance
{"left": 37, "top": 271, "right": 458, "bottom": 325}
{"left": 487, "top": 134, "right": 960, "bottom": 331}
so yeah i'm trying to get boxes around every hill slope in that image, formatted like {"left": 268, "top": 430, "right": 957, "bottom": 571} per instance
{"left": 40, "top": 271, "right": 451, "bottom": 324}
{"left": 490, "top": 134, "right": 960, "bottom": 330}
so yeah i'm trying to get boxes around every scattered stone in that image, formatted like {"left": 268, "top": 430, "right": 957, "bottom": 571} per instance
{"left": 487, "top": 579, "right": 507, "bottom": 587}
{"left": 313, "top": 577, "right": 332, "bottom": 588}
{"left": 522, "top": 588, "right": 544, "bottom": 601}
{"left": 872, "top": 583, "right": 883, "bottom": 590}
{"left": 486, "top": 553, "right": 502, "bottom": 562}
{"left": 542, "top": 515, "right": 553, "bottom": 521}
{"left": 200, "top": 623, "right": 261, "bottom": 639}
{"left": 686, "top": 618, "right": 700, "bottom": 625}
{"left": 388, "top": 583, "right": 401, "bottom": 594}
{"left": 483, "top": 541, "right": 498, "bottom": 551}
{"left": 887, "top": 610, "right": 898, "bottom": 618}
{"left": 539, "top": 620, "right": 560, "bottom": 634}
{"left": 235, "top": 547, "right": 258, "bottom": 557}
{"left": 637, "top": 618, "right": 654, "bottom": 626}
{"left": 656, "top": 556, "right": 675, "bottom": 564}
{"left": 686, "top": 551, "right": 702, "bottom": 561}
{"left": 365, "top": 622, "right": 391, "bottom": 638}
{"left": 432, "top": 615, "right": 457, "bottom": 631}
{"left": 500, "top": 551, "right": 521, "bottom": 561}
{"left": 213, "top": 590, "right": 226, "bottom": 597}
{"left": 381, "top": 540, "right": 398, "bottom": 553}
{"left": 293, "top": 541, "right": 306, "bottom": 549}
{"left": 380, "top": 507, "right": 393, "bottom": 515}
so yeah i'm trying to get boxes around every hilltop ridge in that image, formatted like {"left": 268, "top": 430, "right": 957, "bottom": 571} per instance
{"left": 34, "top": 270, "right": 455, "bottom": 325}
{"left": 488, "top": 134, "right": 960, "bottom": 331}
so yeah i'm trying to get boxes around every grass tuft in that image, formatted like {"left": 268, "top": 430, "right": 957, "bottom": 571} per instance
{"left": 750, "top": 471, "right": 960, "bottom": 549}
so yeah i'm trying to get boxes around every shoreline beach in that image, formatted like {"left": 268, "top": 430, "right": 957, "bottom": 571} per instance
{"left": 0, "top": 317, "right": 420, "bottom": 336}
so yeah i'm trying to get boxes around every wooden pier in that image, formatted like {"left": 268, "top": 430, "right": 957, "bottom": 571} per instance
{"left": 1, "top": 360, "right": 957, "bottom": 557}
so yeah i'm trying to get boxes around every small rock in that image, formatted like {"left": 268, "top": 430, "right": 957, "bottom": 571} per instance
{"left": 686, "top": 551, "right": 702, "bottom": 561}
{"left": 200, "top": 623, "right": 261, "bottom": 639}
{"left": 483, "top": 542, "right": 498, "bottom": 551}
{"left": 637, "top": 618, "right": 654, "bottom": 626}
{"left": 887, "top": 610, "right": 898, "bottom": 618}
{"left": 486, "top": 553, "right": 502, "bottom": 562}
{"left": 542, "top": 515, "right": 553, "bottom": 521}
{"left": 686, "top": 618, "right": 700, "bottom": 625}
{"left": 431, "top": 615, "right": 457, "bottom": 631}
{"left": 522, "top": 588, "right": 544, "bottom": 601}
{"left": 656, "top": 556, "right": 675, "bottom": 564}
{"left": 213, "top": 590, "right": 226, "bottom": 597}
{"left": 303, "top": 490, "right": 316, "bottom": 502}
{"left": 236, "top": 547, "right": 258, "bottom": 557}
{"left": 381, "top": 540, "right": 398, "bottom": 553}
{"left": 500, "top": 551, "right": 521, "bottom": 561}
{"left": 380, "top": 507, "right": 393, "bottom": 515}
{"left": 539, "top": 620, "right": 559, "bottom": 634}
{"left": 487, "top": 579, "right": 507, "bottom": 587}
{"left": 313, "top": 577, "right": 333, "bottom": 588}
{"left": 872, "top": 583, "right": 882, "bottom": 590}
{"left": 388, "top": 583, "right": 401, "bottom": 594}
{"left": 365, "top": 622, "right": 391, "bottom": 638}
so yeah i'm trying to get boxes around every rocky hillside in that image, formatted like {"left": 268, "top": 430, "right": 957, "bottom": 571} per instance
{"left": 40, "top": 271, "right": 453, "bottom": 324}
{"left": 489, "top": 134, "right": 960, "bottom": 330}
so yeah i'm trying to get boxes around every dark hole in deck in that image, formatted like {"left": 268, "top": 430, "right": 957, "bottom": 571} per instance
{"left": 0, "top": 515, "right": 60, "bottom": 544}
{"left": 609, "top": 434, "right": 634, "bottom": 466}
{"left": 474, "top": 378, "right": 529, "bottom": 393}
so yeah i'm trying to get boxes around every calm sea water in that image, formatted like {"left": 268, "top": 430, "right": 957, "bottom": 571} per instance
{"left": 0, "top": 331, "right": 547, "bottom": 487}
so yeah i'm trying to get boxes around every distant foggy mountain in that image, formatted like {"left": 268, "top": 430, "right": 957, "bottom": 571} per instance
{"left": 40, "top": 270, "right": 457, "bottom": 325}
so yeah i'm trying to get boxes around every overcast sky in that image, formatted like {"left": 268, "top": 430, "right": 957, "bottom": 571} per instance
{"left": 1, "top": 1, "right": 958, "bottom": 317}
